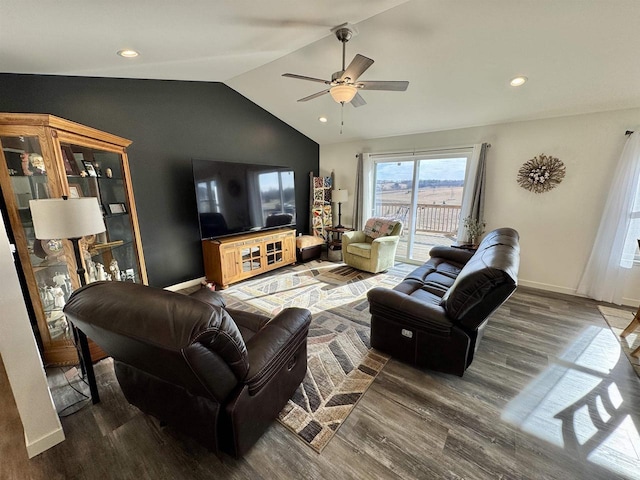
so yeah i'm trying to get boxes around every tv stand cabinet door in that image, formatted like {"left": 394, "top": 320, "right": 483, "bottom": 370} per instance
{"left": 284, "top": 233, "right": 296, "bottom": 263}
{"left": 202, "top": 240, "right": 240, "bottom": 289}
{"left": 220, "top": 245, "right": 242, "bottom": 286}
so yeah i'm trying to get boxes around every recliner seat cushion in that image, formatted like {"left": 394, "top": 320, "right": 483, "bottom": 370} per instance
{"left": 403, "top": 258, "right": 465, "bottom": 298}
{"left": 407, "top": 288, "right": 443, "bottom": 306}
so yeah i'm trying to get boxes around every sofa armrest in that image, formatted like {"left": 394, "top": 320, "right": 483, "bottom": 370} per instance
{"left": 189, "top": 288, "right": 227, "bottom": 308}
{"left": 367, "top": 287, "right": 452, "bottom": 333}
{"left": 244, "top": 307, "right": 311, "bottom": 394}
{"left": 429, "top": 246, "right": 474, "bottom": 265}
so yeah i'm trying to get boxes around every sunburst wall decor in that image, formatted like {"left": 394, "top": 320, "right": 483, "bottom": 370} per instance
{"left": 517, "top": 153, "right": 566, "bottom": 193}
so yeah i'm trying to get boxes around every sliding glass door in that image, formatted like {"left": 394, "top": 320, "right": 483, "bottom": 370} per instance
{"left": 373, "top": 151, "right": 471, "bottom": 264}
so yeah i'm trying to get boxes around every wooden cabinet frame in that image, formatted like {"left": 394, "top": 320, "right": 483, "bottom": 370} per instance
{"left": 0, "top": 113, "right": 147, "bottom": 366}
{"left": 202, "top": 228, "right": 296, "bottom": 289}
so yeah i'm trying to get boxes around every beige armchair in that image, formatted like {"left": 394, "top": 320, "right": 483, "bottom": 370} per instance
{"left": 342, "top": 218, "right": 403, "bottom": 273}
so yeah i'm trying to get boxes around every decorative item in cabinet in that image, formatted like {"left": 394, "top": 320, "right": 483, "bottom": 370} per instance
{"left": 0, "top": 113, "right": 147, "bottom": 367}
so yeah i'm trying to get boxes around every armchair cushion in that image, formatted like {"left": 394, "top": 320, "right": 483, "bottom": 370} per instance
{"left": 346, "top": 242, "right": 372, "bottom": 259}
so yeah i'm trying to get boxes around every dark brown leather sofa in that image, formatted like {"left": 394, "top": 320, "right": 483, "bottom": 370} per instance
{"left": 63, "top": 281, "right": 311, "bottom": 457}
{"left": 367, "top": 228, "right": 519, "bottom": 376}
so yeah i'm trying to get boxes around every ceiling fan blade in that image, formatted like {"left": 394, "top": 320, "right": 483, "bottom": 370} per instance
{"left": 350, "top": 92, "right": 367, "bottom": 108}
{"left": 340, "top": 54, "right": 374, "bottom": 82}
{"left": 358, "top": 80, "right": 409, "bottom": 91}
{"left": 283, "top": 73, "right": 331, "bottom": 84}
{"left": 297, "top": 89, "right": 330, "bottom": 102}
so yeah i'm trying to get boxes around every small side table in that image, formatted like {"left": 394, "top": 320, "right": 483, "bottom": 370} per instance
{"left": 325, "top": 226, "right": 354, "bottom": 261}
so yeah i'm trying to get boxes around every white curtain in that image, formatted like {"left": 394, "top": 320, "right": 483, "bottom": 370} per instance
{"left": 353, "top": 153, "right": 373, "bottom": 230}
{"left": 576, "top": 132, "right": 640, "bottom": 304}
{"left": 457, "top": 143, "right": 487, "bottom": 243}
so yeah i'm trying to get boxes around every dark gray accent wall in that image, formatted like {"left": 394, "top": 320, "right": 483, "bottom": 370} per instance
{"left": 0, "top": 74, "right": 319, "bottom": 287}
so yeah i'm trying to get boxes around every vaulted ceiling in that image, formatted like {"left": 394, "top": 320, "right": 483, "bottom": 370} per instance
{"left": 2, "top": 0, "right": 640, "bottom": 145}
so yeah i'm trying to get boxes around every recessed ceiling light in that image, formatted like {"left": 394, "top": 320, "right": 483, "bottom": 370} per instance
{"left": 318, "top": 116, "right": 328, "bottom": 123}
{"left": 117, "top": 49, "right": 139, "bottom": 58}
{"left": 510, "top": 76, "right": 528, "bottom": 87}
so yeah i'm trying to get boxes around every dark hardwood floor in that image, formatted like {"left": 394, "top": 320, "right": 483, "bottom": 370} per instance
{"left": 3, "top": 286, "right": 640, "bottom": 480}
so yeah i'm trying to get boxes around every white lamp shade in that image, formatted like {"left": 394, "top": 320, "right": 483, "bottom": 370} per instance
{"left": 332, "top": 189, "right": 349, "bottom": 203}
{"left": 29, "top": 197, "right": 106, "bottom": 239}
{"left": 329, "top": 85, "right": 357, "bottom": 104}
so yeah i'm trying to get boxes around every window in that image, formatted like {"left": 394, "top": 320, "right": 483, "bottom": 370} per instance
{"left": 372, "top": 150, "right": 472, "bottom": 263}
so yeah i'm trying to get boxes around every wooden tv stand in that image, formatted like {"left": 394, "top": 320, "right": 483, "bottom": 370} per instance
{"left": 202, "top": 228, "right": 296, "bottom": 289}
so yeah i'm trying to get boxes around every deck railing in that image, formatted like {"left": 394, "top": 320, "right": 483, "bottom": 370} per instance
{"left": 375, "top": 203, "right": 462, "bottom": 234}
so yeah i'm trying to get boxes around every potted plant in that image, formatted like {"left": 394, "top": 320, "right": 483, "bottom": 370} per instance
{"left": 463, "top": 216, "right": 486, "bottom": 246}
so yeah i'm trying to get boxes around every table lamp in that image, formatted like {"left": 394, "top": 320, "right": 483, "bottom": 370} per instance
{"left": 332, "top": 189, "right": 348, "bottom": 228}
{"left": 29, "top": 196, "right": 106, "bottom": 404}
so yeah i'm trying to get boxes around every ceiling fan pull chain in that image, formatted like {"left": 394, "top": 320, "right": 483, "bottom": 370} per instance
{"left": 340, "top": 103, "right": 344, "bottom": 134}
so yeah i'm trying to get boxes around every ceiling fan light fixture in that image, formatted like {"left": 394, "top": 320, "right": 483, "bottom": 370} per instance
{"left": 330, "top": 84, "right": 357, "bottom": 104}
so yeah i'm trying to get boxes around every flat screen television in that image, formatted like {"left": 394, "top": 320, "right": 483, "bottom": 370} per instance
{"left": 192, "top": 159, "right": 296, "bottom": 239}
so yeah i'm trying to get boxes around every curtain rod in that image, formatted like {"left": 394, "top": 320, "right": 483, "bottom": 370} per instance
{"left": 365, "top": 143, "right": 491, "bottom": 159}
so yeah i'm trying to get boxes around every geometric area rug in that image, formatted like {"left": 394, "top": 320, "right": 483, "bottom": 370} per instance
{"left": 219, "top": 259, "right": 412, "bottom": 453}
{"left": 597, "top": 304, "right": 640, "bottom": 378}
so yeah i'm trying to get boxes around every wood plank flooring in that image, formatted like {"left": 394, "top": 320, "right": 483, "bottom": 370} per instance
{"left": 2, "top": 286, "right": 640, "bottom": 479}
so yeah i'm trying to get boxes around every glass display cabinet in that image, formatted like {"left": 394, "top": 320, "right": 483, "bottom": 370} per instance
{"left": 0, "top": 113, "right": 147, "bottom": 366}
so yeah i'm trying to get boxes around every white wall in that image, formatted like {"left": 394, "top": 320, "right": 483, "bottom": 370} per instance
{"left": 0, "top": 209, "right": 64, "bottom": 457}
{"left": 321, "top": 108, "right": 640, "bottom": 305}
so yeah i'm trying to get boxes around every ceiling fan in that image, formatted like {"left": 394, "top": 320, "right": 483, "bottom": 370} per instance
{"left": 282, "top": 23, "right": 409, "bottom": 107}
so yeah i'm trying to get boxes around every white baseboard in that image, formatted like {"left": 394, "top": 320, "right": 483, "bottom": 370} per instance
{"left": 25, "top": 427, "right": 65, "bottom": 458}
{"left": 519, "top": 279, "right": 640, "bottom": 307}
{"left": 164, "top": 277, "right": 206, "bottom": 292}
{"left": 619, "top": 296, "right": 639, "bottom": 308}
{"left": 518, "top": 279, "right": 577, "bottom": 296}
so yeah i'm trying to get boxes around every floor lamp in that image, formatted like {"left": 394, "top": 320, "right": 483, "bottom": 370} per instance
{"left": 332, "top": 189, "right": 348, "bottom": 228}
{"left": 29, "top": 196, "right": 106, "bottom": 404}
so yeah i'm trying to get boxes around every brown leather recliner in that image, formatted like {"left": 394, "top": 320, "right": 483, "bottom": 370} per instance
{"left": 367, "top": 228, "right": 519, "bottom": 376}
{"left": 63, "top": 281, "right": 311, "bottom": 457}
